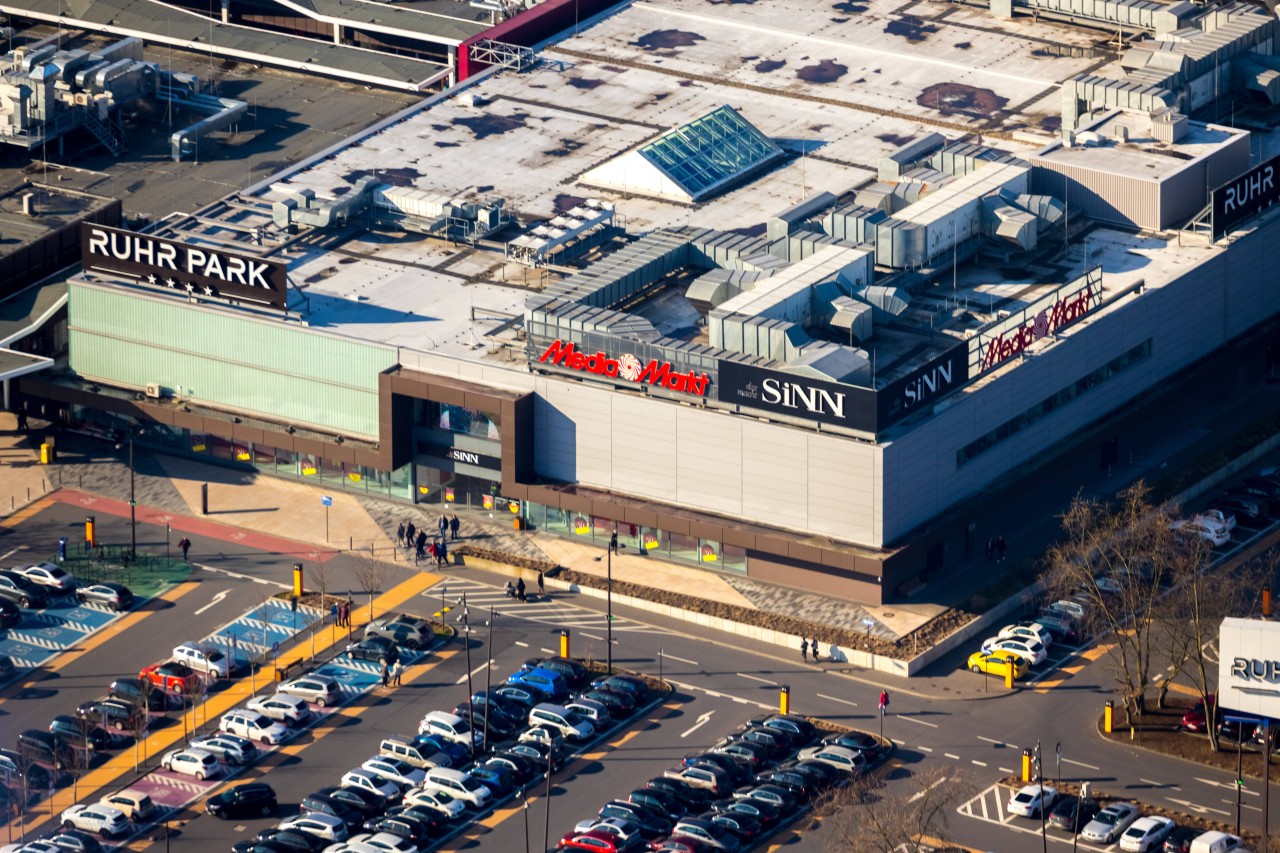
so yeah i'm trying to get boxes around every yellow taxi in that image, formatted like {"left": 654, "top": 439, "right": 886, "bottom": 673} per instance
{"left": 967, "top": 649, "right": 1029, "bottom": 680}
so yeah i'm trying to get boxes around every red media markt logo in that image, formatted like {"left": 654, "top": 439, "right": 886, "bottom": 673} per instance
{"left": 538, "top": 340, "right": 710, "bottom": 396}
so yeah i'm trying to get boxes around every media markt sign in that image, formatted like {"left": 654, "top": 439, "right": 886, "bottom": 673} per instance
{"left": 537, "top": 339, "right": 711, "bottom": 396}
{"left": 1218, "top": 616, "right": 1280, "bottom": 718}
{"left": 968, "top": 266, "right": 1102, "bottom": 376}
{"left": 81, "top": 223, "right": 289, "bottom": 310}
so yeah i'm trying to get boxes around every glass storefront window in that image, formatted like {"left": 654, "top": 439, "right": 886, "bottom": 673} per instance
{"left": 722, "top": 544, "right": 747, "bottom": 573}
{"left": 276, "top": 447, "right": 298, "bottom": 475}
{"left": 318, "top": 456, "right": 344, "bottom": 483}
{"left": 189, "top": 432, "right": 211, "bottom": 456}
{"left": 569, "top": 512, "right": 592, "bottom": 536}
{"left": 640, "top": 526, "right": 663, "bottom": 555}
{"left": 542, "top": 505, "right": 570, "bottom": 534}
{"left": 390, "top": 462, "right": 414, "bottom": 501}
{"left": 253, "top": 443, "right": 276, "bottom": 469}
{"left": 299, "top": 454, "right": 320, "bottom": 477}
{"left": 416, "top": 401, "right": 501, "bottom": 439}
{"left": 668, "top": 532, "right": 698, "bottom": 563}
{"left": 698, "top": 538, "right": 721, "bottom": 565}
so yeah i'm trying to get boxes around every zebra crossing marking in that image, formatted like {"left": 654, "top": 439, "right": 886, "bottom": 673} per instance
{"left": 426, "top": 578, "right": 665, "bottom": 635}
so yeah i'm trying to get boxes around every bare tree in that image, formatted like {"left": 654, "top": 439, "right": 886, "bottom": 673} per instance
{"left": 1045, "top": 482, "right": 1190, "bottom": 726}
{"left": 311, "top": 560, "right": 332, "bottom": 606}
{"left": 820, "top": 764, "right": 959, "bottom": 853}
{"left": 350, "top": 556, "right": 393, "bottom": 623}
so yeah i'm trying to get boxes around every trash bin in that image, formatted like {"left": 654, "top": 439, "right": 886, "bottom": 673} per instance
{"left": 39, "top": 443, "right": 52, "bottom": 464}
{"left": 513, "top": 517, "right": 525, "bottom": 531}
{"left": 275, "top": 667, "right": 286, "bottom": 683}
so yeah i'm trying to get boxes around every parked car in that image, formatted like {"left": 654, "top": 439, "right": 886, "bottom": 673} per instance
{"left": 0, "top": 572, "right": 52, "bottom": 609}
{"left": 821, "top": 731, "right": 884, "bottom": 763}
{"left": 276, "top": 813, "right": 349, "bottom": 843}
{"left": 248, "top": 694, "right": 312, "bottom": 727}
{"left": 1169, "top": 518, "right": 1230, "bottom": 547}
{"left": 524, "top": 657, "right": 591, "bottom": 689}
{"left": 557, "top": 828, "right": 633, "bottom": 852}
{"left": 0, "top": 746, "right": 51, "bottom": 790}
{"left": 0, "top": 597, "right": 19, "bottom": 629}
{"left": 980, "top": 636, "right": 1047, "bottom": 666}
{"left": 339, "top": 769, "right": 401, "bottom": 804}
{"left": 421, "top": 767, "right": 490, "bottom": 809}
{"left": 362, "top": 756, "right": 426, "bottom": 788}
{"left": 231, "top": 828, "right": 324, "bottom": 853}
{"left": 14, "top": 563, "right": 75, "bottom": 594}
{"left": 468, "top": 762, "right": 516, "bottom": 798}
{"left": 75, "top": 583, "right": 133, "bottom": 611}
{"left": 1196, "top": 508, "right": 1237, "bottom": 532}
{"left": 42, "top": 829, "right": 104, "bottom": 853}
{"left": 345, "top": 637, "right": 398, "bottom": 665}
{"left": 138, "top": 662, "right": 200, "bottom": 693}
{"left": 401, "top": 787, "right": 465, "bottom": 820}
{"left": 191, "top": 733, "right": 258, "bottom": 765}
{"left": 161, "top": 748, "right": 220, "bottom": 779}
{"left": 364, "top": 615, "right": 433, "bottom": 651}
{"left": 458, "top": 703, "right": 520, "bottom": 741}
{"left": 17, "top": 729, "right": 74, "bottom": 769}
{"left": 220, "top": 710, "right": 289, "bottom": 745}
{"left": 1121, "top": 816, "right": 1176, "bottom": 852}
{"left": 96, "top": 789, "right": 156, "bottom": 823}
{"left": 277, "top": 674, "right": 342, "bottom": 707}
{"left": 207, "top": 782, "right": 278, "bottom": 819}
{"left": 1048, "top": 795, "right": 1100, "bottom": 831}
{"left": 747, "top": 714, "right": 816, "bottom": 746}
{"left": 297, "top": 793, "right": 367, "bottom": 829}
{"left": 590, "top": 802, "right": 672, "bottom": 841}
{"left": 566, "top": 698, "right": 612, "bottom": 728}
{"left": 1217, "top": 719, "right": 1257, "bottom": 744}
{"left": 1080, "top": 803, "right": 1140, "bottom": 844}
{"left": 709, "top": 741, "right": 771, "bottom": 770}
{"left": 710, "top": 798, "right": 781, "bottom": 832}
{"left": 1187, "top": 830, "right": 1247, "bottom": 852}
{"left": 590, "top": 674, "right": 646, "bottom": 700}
{"left": 1211, "top": 495, "right": 1267, "bottom": 524}
{"left": 796, "top": 744, "right": 866, "bottom": 776}
{"left": 1164, "top": 825, "right": 1201, "bottom": 852}
{"left": 505, "top": 668, "right": 569, "bottom": 703}
{"left": 360, "top": 814, "right": 436, "bottom": 848}
{"left": 59, "top": 805, "right": 128, "bottom": 839}
{"left": 311, "top": 786, "right": 385, "bottom": 820}
{"left": 967, "top": 651, "right": 1028, "bottom": 680}
{"left": 49, "top": 715, "right": 111, "bottom": 751}
{"left": 579, "top": 688, "right": 635, "bottom": 716}
{"left": 1180, "top": 694, "right": 1219, "bottom": 733}
{"left": 997, "top": 623, "right": 1053, "bottom": 646}
{"left": 108, "top": 678, "right": 166, "bottom": 711}
{"left": 75, "top": 698, "right": 143, "bottom": 732}
{"left": 172, "top": 643, "right": 230, "bottom": 678}
{"left": 417, "top": 711, "right": 481, "bottom": 749}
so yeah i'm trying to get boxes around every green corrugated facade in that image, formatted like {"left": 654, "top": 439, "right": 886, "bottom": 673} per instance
{"left": 68, "top": 283, "right": 396, "bottom": 438}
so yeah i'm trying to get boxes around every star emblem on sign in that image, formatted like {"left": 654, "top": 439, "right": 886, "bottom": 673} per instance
{"left": 184, "top": 282, "right": 195, "bottom": 293}
{"left": 203, "top": 285, "right": 215, "bottom": 296}
{"left": 146, "top": 274, "right": 157, "bottom": 284}
{"left": 165, "top": 278, "right": 177, "bottom": 288}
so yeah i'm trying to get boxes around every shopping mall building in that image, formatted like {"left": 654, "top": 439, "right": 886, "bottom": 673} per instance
{"left": 6, "top": 0, "right": 1280, "bottom": 604}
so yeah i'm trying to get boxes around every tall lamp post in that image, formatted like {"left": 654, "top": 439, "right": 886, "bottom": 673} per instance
{"left": 457, "top": 595, "right": 476, "bottom": 759}
{"left": 113, "top": 427, "right": 139, "bottom": 559}
{"left": 596, "top": 537, "right": 626, "bottom": 674}
{"left": 484, "top": 606, "right": 497, "bottom": 751}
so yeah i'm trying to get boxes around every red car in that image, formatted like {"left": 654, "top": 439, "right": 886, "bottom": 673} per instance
{"left": 140, "top": 661, "right": 201, "bottom": 693}
{"left": 558, "top": 829, "right": 628, "bottom": 852}
{"left": 1180, "top": 693, "right": 1218, "bottom": 733}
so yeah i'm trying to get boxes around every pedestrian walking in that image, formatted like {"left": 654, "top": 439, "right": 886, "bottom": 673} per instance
{"left": 516, "top": 577, "right": 526, "bottom": 603}
{"left": 15, "top": 410, "right": 28, "bottom": 432}
{"left": 179, "top": 537, "right": 191, "bottom": 561}
{"left": 609, "top": 530, "right": 618, "bottom": 554}
{"left": 346, "top": 597, "right": 354, "bottom": 626}
{"left": 996, "top": 535, "right": 1007, "bottom": 562}
{"left": 800, "top": 637, "right": 809, "bottom": 661}
{"left": 415, "top": 529, "right": 427, "bottom": 556}
{"left": 397, "top": 522, "right": 406, "bottom": 546}
{"left": 439, "top": 515, "right": 448, "bottom": 538}
{"left": 427, "top": 540, "right": 437, "bottom": 565}
{"left": 450, "top": 514, "right": 460, "bottom": 540}
{"left": 330, "top": 602, "right": 339, "bottom": 625}
{"left": 381, "top": 662, "right": 390, "bottom": 687}
{"left": 437, "top": 539, "right": 448, "bottom": 568}
{"left": 391, "top": 660, "right": 402, "bottom": 686}
{"left": 536, "top": 570, "right": 544, "bottom": 596}
{"left": 338, "top": 602, "right": 348, "bottom": 628}
{"left": 406, "top": 522, "right": 416, "bottom": 548}
{"left": 811, "top": 637, "right": 821, "bottom": 661}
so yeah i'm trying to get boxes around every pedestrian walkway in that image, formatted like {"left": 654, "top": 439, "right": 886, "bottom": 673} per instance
{"left": 432, "top": 575, "right": 667, "bottom": 639}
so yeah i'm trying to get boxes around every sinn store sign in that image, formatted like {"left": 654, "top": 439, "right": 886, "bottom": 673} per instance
{"left": 538, "top": 339, "right": 711, "bottom": 396}
{"left": 718, "top": 359, "right": 877, "bottom": 433}
{"left": 81, "top": 223, "right": 289, "bottom": 310}
{"left": 1213, "top": 153, "right": 1280, "bottom": 238}
{"left": 969, "top": 267, "right": 1102, "bottom": 376}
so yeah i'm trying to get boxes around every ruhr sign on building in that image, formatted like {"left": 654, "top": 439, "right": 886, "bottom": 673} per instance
{"left": 81, "top": 223, "right": 289, "bottom": 310}
{"left": 1212, "top": 153, "right": 1280, "bottom": 238}
{"left": 1218, "top": 616, "right": 1280, "bottom": 718}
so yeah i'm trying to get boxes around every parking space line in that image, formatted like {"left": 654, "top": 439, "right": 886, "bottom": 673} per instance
{"left": 661, "top": 653, "right": 699, "bottom": 666}
{"left": 817, "top": 693, "right": 858, "bottom": 707}
{"left": 1062, "top": 758, "right": 1100, "bottom": 770}
{"left": 999, "top": 766, "right": 1014, "bottom": 774}
{"left": 918, "top": 746, "right": 933, "bottom": 752}
{"left": 897, "top": 714, "right": 938, "bottom": 728}
{"left": 736, "top": 672, "right": 775, "bottom": 684}
{"left": 976, "top": 736, "right": 1006, "bottom": 746}
{"left": 972, "top": 760, "right": 987, "bottom": 767}
{"left": 944, "top": 753, "right": 960, "bottom": 760}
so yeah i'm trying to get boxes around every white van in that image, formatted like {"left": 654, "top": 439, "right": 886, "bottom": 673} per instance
{"left": 422, "top": 767, "right": 491, "bottom": 808}
{"left": 529, "top": 703, "right": 594, "bottom": 742}
{"left": 1190, "top": 831, "right": 1249, "bottom": 853}
{"left": 418, "top": 711, "right": 481, "bottom": 749}
{"left": 379, "top": 735, "right": 453, "bottom": 769}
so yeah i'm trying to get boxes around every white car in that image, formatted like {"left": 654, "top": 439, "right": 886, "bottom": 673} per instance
{"left": 15, "top": 563, "right": 75, "bottom": 594}
{"left": 1169, "top": 518, "right": 1231, "bottom": 546}
{"left": 161, "top": 747, "right": 220, "bottom": 779}
{"left": 341, "top": 768, "right": 402, "bottom": 802}
{"left": 981, "top": 637, "right": 1047, "bottom": 666}
{"left": 1197, "top": 508, "right": 1236, "bottom": 532}
{"left": 327, "top": 832, "right": 418, "bottom": 853}
{"left": 362, "top": 756, "right": 427, "bottom": 788}
{"left": 0, "top": 841, "right": 60, "bottom": 853}
{"left": 1091, "top": 576, "right": 1125, "bottom": 595}
{"left": 220, "top": 710, "right": 289, "bottom": 744}
{"left": 191, "top": 733, "right": 258, "bottom": 765}
{"left": 248, "top": 694, "right": 312, "bottom": 726}
{"left": 1007, "top": 784, "right": 1057, "bottom": 818}
{"left": 796, "top": 744, "right": 866, "bottom": 775}
{"left": 60, "top": 804, "right": 129, "bottom": 839}
{"left": 402, "top": 787, "right": 465, "bottom": 820}
{"left": 570, "top": 819, "right": 642, "bottom": 850}
{"left": 996, "top": 623, "right": 1052, "bottom": 647}
{"left": 277, "top": 674, "right": 342, "bottom": 707}
{"left": 1120, "top": 815, "right": 1176, "bottom": 852}
{"left": 172, "top": 643, "right": 230, "bottom": 678}
{"left": 279, "top": 813, "right": 350, "bottom": 842}
{"left": 1081, "top": 802, "right": 1139, "bottom": 844}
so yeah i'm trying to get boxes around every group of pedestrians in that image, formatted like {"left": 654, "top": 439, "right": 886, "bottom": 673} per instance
{"left": 330, "top": 599, "right": 353, "bottom": 627}
{"left": 504, "top": 571, "right": 545, "bottom": 603}
{"left": 380, "top": 659, "right": 402, "bottom": 688}
{"left": 397, "top": 514, "right": 460, "bottom": 568}
{"left": 800, "top": 635, "right": 824, "bottom": 662}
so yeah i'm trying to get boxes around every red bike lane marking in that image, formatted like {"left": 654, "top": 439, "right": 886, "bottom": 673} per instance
{"left": 52, "top": 490, "right": 339, "bottom": 563}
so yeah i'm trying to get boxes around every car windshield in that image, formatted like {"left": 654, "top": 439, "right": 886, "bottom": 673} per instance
{"left": 1096, "top": 811, "right": 1119, "bottom": 825}
{"left": 1124, "top": 827, "right": 1145, "bottom": 837}
{"left": 1014, "top": 793, "right": 1033, "bottom": 803}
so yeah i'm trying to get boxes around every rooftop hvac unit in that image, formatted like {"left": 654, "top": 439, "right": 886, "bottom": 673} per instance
{"left": 145, "top": 382, "right": 162, "bottom": 399}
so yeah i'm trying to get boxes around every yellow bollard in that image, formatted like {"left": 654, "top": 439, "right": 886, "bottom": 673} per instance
{"left": 85, "top": 516, "right": 96, "bottom": 549}
{"left": 1021, "top": 748, "right": 1033, "bottom": 782}
{"left": 1104, "top": 700, "right": 1114, "bottom": 734}
{"left": 1005, "top": 664, "right": 1015, "bottom": 690}
{"left": 293, "top": 563, "right": 304, "bottom": 598}
{"left": 779, "top": 685, "right": 791, "bottom": 715}
{"left": 1264, "top": 588, "right": 1272, "bottom": 618}
{"left": 559, "top": 629, "right": 570, "bottom": 658}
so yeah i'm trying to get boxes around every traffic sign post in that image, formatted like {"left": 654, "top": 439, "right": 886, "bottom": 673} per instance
{"left": 321, "top": 496, "right": 332, "bottom": 543}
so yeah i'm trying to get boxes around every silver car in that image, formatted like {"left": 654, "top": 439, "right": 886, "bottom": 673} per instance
{"left": 1080, "top": 802, "right": 1139, "bottom": 844}
{"left": 191, "top": 734, "right": 258, "bottom": 765}
{"left": 276, "top": 674, "right": 341, "bottom": 707}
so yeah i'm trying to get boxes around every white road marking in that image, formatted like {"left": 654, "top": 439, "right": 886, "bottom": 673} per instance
{"left": 1167, "top": 797, "right": 1230, "bottom": 817}
{"left": 735, "top": 672, "right": 775, "bottom": 684}
{"left": 999, "top": 767, "right": 1014, "bottom": 774}
{"left": 972, "top": 760, "right": 987, "bottom": 767}
{"left": 1061, "top": 758, "right": 1099, "bottom": 770}
{"left": 0, "top": 547, "right": 28, "bottom": 561}
{"left": 580, "top": 632, "right": 603, "bottom": 640}
{"left": 918, "top": 746, "right": 933, "bottom": 753}
{"left": 897, "top": 714, "right": 939, "bottom": 728}
{"left": 976, "top": 736, "right": 1007, "bottom": 746}
{"left": 1222, "top": 800, "right": 1262, "bottom": 813}
{"left": 1141, "top": 778, "right": 1179, "bottom": 790}
{"left": 1196, "top": 777, "right": 1258, "bottom": 796}
{"left": 540, "top": 648, "right": 556, "bottom": 655}
{"left": 514, "top": 641, "right": 528, "bottom": 647}
{"left": 199, "top": 564, "right": 288, "bottom": 588}
{"left": 194, "top": 590, "right": 229, "bottom": 615}
{"left": 664, "top": 679, "right": 774, "bottom": 711}
{"left": 908, "top": 776, "right": 948, "bottom": 802}
{"left": 945, "top": 753, "right": 960, "bottom": 760}
{"left": 680, "top": 710, "right": 716, "bottom": 739}
{"left": 817, "top": 693, "right": 858, "bottom": 707}
{"left": 661, "top": 653, "right": 699, "bottom": 666}
{"left": 454, "top": 661, "right": 492, "bottom": 685}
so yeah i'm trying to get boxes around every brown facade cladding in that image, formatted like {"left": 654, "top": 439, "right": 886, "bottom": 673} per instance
{"left": 24, "top": 363, "right": 899, "bottom": 603}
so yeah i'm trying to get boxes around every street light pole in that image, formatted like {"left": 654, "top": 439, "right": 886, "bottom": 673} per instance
{"left": 458, "top": 595, "right": 476, "bottom": 759}
{"left": 128, "top": 432, "right": 136, "bottom": 559}
{"left": 484, "top": 606, "right": 496, "bottom": 751}
{"left": 606, "top": 544, "right": 612, "bottom": 674}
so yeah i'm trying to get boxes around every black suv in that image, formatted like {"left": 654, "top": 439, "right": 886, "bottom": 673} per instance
{"left": 0, "top": 746, "right": 51, "bottom": 790}
{"left": 522, "top": 657, "right": 590, "bottom": 689}
{"left": 364, "top": 615, "right": 432, "bottom": 651}
{"left": 344, "top": 637, "right": 398, "bottom": 665}
{"left": 0, "top": 598, "right": 20, "bottom": 629}
{"left": 76, "top": 698, "right": 144, "bottom": 732}
{"left": 298, "top": 793, "right": 368, "bottom": 828}
{"left": 108, "top": 678, "right": 166, "bottom": 712}
{"left": 208, "top": 782, "right": 278, "bottom": 819}
{"left": 0, "top": 572, "right": 51, "bottom": 609}
{"left": 49, "top": 715, "right": 111, "bottom": 751}
{"left": 17, "top": 729, "right": 74, "bottom": 769}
